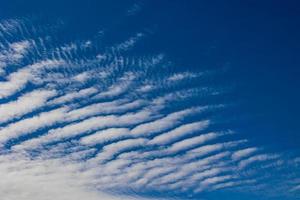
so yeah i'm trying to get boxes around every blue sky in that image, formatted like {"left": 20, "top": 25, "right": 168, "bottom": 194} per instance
{"left": 0, "top": 1, "right": 299, "bottom": 200}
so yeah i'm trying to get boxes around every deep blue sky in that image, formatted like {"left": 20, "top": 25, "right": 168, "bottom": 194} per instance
{"left": 0, "top": 1, "right": 300, "bottom": 200}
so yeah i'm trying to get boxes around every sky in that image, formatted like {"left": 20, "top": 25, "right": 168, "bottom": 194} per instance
{"left": 0, "top": 0, "right": 300, "bottom": 200}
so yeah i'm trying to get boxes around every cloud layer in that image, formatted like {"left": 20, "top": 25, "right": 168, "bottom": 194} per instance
{"left": 0, "top": 17, "right": 299, "bottom": 200}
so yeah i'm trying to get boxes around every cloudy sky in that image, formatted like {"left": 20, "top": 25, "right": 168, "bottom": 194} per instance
{"left": 0, "top": 1, "right": 300, "bottom": 200}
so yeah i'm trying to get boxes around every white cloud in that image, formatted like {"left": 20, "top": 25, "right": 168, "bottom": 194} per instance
{"left": 238, "top": 154, "right": 279, "bottom": 169}
{"left": 0, "top": 152, "right": 155, "bottom": 200}
{"left": 231, "top": 147, "right": 258, "bottom": 160}
{"left": 194, "top": 175, "right": 233, "bottom": 192}
{"left": 49, "top": 87, "right": 98, "bottom": 105}
{"left": 14, "top": 109, "right": 154, "bottom": 150}
{"left": 150, "top": 152, "right": 230, "bottom": 187}
{"left": 114, "top": 33, "right": 144, "bottom": 51}
{"left": 0, "top": 40, "right": 31, "bottom": 71}
{"left": 166, "top": 132, "right": 220, "bottom": 153}
{"left": 0, "top": 59, "right": 64, "bottom": 98}
{"left": 131, "top": 107, "right": 205, "bottom": 137}
{"left": 93, "top": 72, "right": 136, "bottom": 99}
{"left": 0, "top": 68, "right": 33, "bottom": 98}
{"left": 167, "top": 72, "right": 199, "bottom": 82}
{"left": 187, "top": 140, "right": 244, "bottom": 158}
{"left": 80, "top": 128, "right": 131, "bottom": 146}
{"left": 149, "top": 120, "right": 210, "bottom": 145}
{"left": 0, "top": 107, "right": 68, "bottom": 144}
{"left": 94, "top": 138, "right": 148, "bottom": 162}
{"left": 0, "top": 89, "right": 57, "bottom": 124}
{"left": 65, "top": 99, "right": 145, "bottom": 121}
